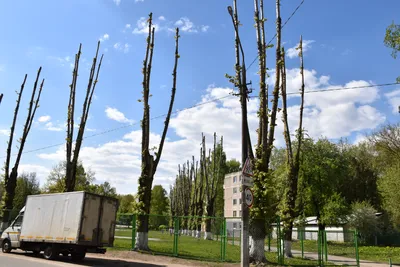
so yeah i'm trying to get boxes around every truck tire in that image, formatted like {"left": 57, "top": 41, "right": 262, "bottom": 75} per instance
{"left": 71, "top": 251, "right": 86, "bottom": 262}
{"left": 43, "top": 245, "right": 58, "bottom": 260}
{"left": 1, "top": 240, "right": 11, "bottom": 253}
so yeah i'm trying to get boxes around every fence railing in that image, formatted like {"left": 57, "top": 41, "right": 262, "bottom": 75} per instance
{"left": 114, "top": 214, "right": 360, "bottom": 266}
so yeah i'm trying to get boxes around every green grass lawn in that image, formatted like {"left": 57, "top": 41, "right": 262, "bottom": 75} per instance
{"left": 267, "top": 238, "right": 400, "bottom": 264}
{"left": 112, "top": 230, "right": 322, "bottom": 265}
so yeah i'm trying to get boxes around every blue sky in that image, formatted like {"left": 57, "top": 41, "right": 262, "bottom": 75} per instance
{"left": 0, "top": 0, "right": 399, "bottom": 194}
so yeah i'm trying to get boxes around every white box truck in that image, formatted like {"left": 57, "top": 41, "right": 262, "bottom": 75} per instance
{"left": 1, "top": 191, "right": 119, "bottom": 261}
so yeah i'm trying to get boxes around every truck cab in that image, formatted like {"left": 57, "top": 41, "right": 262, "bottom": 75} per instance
{"left": 1, "top": 207, "right": 24, "bottom": 253}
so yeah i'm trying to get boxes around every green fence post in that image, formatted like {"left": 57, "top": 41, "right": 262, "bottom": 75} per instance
{"left": 318, "top": 230, "right": 322, "bottom": 267}
{"left": 355, "top": 230, "right": 360, "bottom": 267}
{"left": 301, "top": 229, "right": 304, "bottom": 259}
{"left": 131, "top": 214, "right": 137, "bottom": 250}
{"left": 220, "top": 221, "right": 223, "bottom": 261}
{"left": 268, "top": 231, "right": 271, "bottom": 252}
{"left": 223, "top": 218, "right": 227, "bottom": 261}
{"left": 232, "top": 228, "right": 235, "bottom": 246}
{"left": 389, "top": 258, "right": 392, "bottom": 267}
{"left": 173, "top": 217, "right": 179, "bottom": 257}
{"left": 276, "top": 217, "right": 280, "bottom": 264}
{"left": 324, "top": 230, "right": 328, "bottom": 262}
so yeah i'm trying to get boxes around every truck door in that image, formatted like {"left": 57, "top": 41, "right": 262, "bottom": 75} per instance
{"left": 8, "top": 215, "right": 23, "bottom": 248}
{"left": 98, "top": 197, "right": 118, "bottom": 246}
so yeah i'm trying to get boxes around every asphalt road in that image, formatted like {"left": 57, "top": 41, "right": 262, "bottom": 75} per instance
{"left": 0, "top": 252, "right": 170, "bottom": 267}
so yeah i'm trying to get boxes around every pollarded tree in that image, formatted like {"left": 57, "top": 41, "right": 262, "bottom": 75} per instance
{"left": 0, "top": 94, "right": 3, "bottom": 106}
{"left": 135, "top": 13, "right": 181, "bottom": 250}
{"left": 279, "top": 36, "right": 306, "bottom": 257}
{"left": 2, "top": 68, "right": 44, "bottom": 230}
{"left": 203, "top": 133, "right": 225, "bottom": 240}
{"left": 65, "top": 42, "right": 104, "bottom": 192}
{"left": 248, "top": 0, "right": 282, "bottom": 262}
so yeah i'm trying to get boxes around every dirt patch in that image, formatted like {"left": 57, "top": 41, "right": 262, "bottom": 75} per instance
{"left": 95, "top": 251, "right": 240, "bottom": 267}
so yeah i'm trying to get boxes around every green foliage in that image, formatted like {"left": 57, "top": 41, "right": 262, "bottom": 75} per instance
{"left": 118, "top": 194, "right": 136, "bottom": 214}
{"left": 378, "top": 161, "right": 400, "bottom": 228}
{"left": 43, "top": 161, "right": 117, "bottom": 197}
{"left": 13, "top": 173, "right": 40, "bottom": 211}
{"left": 384, "top": 22, "right": 400, "bottom": 59}
{"left": 384, "top": 22, "right": 400, "bottom": 82}
{"left": 149, "top": 185, "right": 169, "bottom": 229}
{"left": 225, "top": 159, "right": 241, "bottom": 173}
{"left": 348, "top": 201, "right": 382, "bottom": 244}
{"left": 319, "top": 193, "right": 349, "bottom": 226}
{"left": 44, "top": 161, "right": 95, "bottom": 193}
{"left": 299, "top": 138, "right": 350, "bottom": 228}
{"left": 87, "top": 181, "right": 117, "bottom": 197}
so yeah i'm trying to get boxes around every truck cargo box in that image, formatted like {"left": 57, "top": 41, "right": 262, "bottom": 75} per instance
{"left": 20, "top": 191, "right": 118, "bottom": 247}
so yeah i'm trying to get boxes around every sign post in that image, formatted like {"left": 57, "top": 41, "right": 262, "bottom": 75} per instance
{"left": 241, "top": 158, "right": 253, "bottom": 267}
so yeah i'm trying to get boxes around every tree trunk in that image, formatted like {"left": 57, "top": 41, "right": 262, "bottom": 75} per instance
{"left": 135, "top": 153, "right": 153, "bottom": 251}
{"left": 204, "top": 204, "right": 214, "bottom": 240}
{"left": 249, "top": 219, "right": 267, "bottom": 263}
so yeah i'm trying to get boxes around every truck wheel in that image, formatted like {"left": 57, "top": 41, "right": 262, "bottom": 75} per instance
{"left": 71, "top": 251, "right": 86, "bottom": 262}
{"left": 43, "top": 245, "right": 58, "bottom": 260}
{"left": 1, "top": 240, "right": 11, "bottom": 253}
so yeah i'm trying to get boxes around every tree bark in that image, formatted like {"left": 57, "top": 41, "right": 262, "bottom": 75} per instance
{"left": 135, "top": 24, "right": 180, "bottom": 250}
{"left": 280, "top": 37, "right": 306, "bottom": 258}
{"left": 2, "top": 69, "right": 44, "bottom": 229}
{"left": 65, "top": 42, "right": 103, "bottom": 192}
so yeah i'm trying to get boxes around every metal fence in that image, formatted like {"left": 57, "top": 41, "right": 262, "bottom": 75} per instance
{"left": 114, "top": 214, "right": 360, "bottom": 266}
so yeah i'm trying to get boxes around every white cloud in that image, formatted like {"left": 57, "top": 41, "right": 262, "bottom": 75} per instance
{"left": 175, "top": 17, "right": 197, "bottom": 33}
{"left": 135, "top": 0, "right": 144, "bottom": 2}
{"left": 36, "top": 69, "right": 387, "bottom": 194}
{"left": 45, "top": 122, "right": 63, "bottom": 132}
{"left": 125, "top": 24, "right": 131, "bottom": 29}
{"left": 159, "top": 16, "right": 166, "bottom": 21}
{"left": 123, "top": 43, "right": 131, "bottom": 53}
{"left": 99, "top": 33, "right": 110, "bottom": 42}
{"left": 113, "top": 42, "right": 121, "bottom": 50}
{"left": 113, "top": 42, "right": 131, "bottom": 53}
{"left": 385, "top": 89, "right": 400, "bottom": 114}
{"left": 201, "top": 25, "right": 210, "bottom": 32}
{"left": 47, "top": 56, "right": 74, "bottom": 69}
{"left": 105, "top": 107, "right": 134, "bottom": 124}
{"left": 19, "top": 164, "right": 51, "bottom": 186}
{"left": 113, "top": 0, "right": 121, "bottom": 6}
{"left": 0, "top": 129, "right": 10, "bottom": 136}
{"left": 286, "top": 40, "right": 315, "bottom": 59}
{"left": 132, "top": 17, "right": 160, "bottom": 35}
{"left": 38, "top": 115, "right": 51, "bottom": 123}
{"left": 353, "top": 133, "right": 367, "bottom": 145}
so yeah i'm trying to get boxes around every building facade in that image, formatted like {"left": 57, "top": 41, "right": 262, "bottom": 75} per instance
{"left": 224, "top": 171, "right": 243, "bottom": 235}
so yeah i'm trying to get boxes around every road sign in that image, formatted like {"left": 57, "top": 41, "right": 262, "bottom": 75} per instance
{"left": 242, "top": 176, "right": 254, "bottom": 187}
{"left": 244, "top": 188, "right": 253, "bottom": 208}
{"left": 242, "top": 158, "right": 253, "bottom": 177}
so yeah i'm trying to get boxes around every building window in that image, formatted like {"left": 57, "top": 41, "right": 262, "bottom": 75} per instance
{"left": 233, "top": 211, "right": 237, "bottom": 217}
{"left": 233, "top": 223, "right": 237, "bottom": 228}
{"left": 233, "top": 176, "right": 237, "bottom": 183}
{"left": 239, "top": 198, "right": 242, "bottom": 204}
{"left": 233, "top": 199, "right": 237, "bottom": 205}
{"left": 233, "top": 187, "right": 237, "bottom": 194}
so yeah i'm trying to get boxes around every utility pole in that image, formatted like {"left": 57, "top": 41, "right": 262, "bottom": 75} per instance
{"left": 228, "top": 1, "right": 252, "bottom": 266}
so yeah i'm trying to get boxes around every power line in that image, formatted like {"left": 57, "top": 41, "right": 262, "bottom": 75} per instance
{"left": 260, "top": 82, "right": 399, "bottom": 97}
{"left": 3, "top": 81, "right": 397, "bottom": 158}
{"left": 247, "top": 0, "right": 306, "bottom": 71}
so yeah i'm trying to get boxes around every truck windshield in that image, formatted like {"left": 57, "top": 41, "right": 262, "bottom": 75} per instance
{"left": 13, "top": 215, "right": 23, "bottom": 227}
